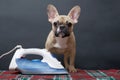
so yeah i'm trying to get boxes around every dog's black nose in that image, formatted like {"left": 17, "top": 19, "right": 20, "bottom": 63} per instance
{"left": 60, "top": 26, "right": 65, "bottom": 30}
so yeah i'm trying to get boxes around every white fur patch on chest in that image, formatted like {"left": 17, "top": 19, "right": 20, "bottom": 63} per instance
{"left": 54, "top": 37, "right": 68, "bottom": 49}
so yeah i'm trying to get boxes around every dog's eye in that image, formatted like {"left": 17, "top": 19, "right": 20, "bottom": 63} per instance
{"left": 67, "top": 22, "right": 72, "bottom": 27}
{"left": 53, "top": 22, "right": 58, "bottom": 26}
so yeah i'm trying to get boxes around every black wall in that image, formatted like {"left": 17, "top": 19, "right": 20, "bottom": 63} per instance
{"left": 0, "top": 0, "right": 120, "bottom": 70}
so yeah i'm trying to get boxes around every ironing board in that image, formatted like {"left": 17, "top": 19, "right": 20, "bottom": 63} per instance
{"left": 0, "top": 69, "right": 120, "bottom": 80}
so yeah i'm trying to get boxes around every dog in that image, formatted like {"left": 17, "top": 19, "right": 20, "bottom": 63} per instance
{"left": 45, "top": 4, "right": 81, "bottom": 72}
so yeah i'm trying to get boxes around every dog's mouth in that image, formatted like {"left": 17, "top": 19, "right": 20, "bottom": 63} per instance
{"left": 55, "top": 31, "right": 70, "bottom": 38}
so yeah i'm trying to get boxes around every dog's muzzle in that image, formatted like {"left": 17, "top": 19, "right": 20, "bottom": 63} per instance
{"left": 55, "top": 26, "right": 70, "bottom": 38}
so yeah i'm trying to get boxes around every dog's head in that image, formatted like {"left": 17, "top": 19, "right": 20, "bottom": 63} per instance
{"left": 47, "top": 4, "right": 81, "bottom": 38}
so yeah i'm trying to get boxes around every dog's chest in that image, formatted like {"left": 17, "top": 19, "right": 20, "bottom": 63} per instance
{"left": 54, "top": 37, "right": 68, "bottom": 49}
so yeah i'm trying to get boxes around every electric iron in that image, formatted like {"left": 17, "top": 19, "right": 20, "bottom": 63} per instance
{"left": 8, "top": 45, "right": 68, "bottom": 74}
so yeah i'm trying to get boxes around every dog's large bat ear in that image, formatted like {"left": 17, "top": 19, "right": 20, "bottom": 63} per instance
{"left": 47, "top": 4, "right": 59, "bottom": 22}
{"left": 68, "top": 5, "right": 81, "bottom": 23}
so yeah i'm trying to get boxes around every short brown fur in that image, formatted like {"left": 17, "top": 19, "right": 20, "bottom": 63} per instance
{"left": 45, "top": 4, "right": 81, "bottom": 72}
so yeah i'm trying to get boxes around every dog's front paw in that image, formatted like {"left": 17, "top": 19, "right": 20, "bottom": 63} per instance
{"left": 68, "top": 65, "right": 77, "bottom": 72}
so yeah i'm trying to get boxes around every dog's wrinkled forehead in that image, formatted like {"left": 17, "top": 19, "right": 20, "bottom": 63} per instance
{"left": 53, "top": 16, "right": 73, "bottom": 24}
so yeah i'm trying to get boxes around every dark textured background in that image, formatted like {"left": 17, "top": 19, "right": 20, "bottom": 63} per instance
{"left": 0, "top": 0, "right": 120, "bottom": 70}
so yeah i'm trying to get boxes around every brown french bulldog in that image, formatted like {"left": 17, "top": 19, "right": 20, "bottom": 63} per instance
{"left": 45, "top": 4, "right": 81, "bottom": 72}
